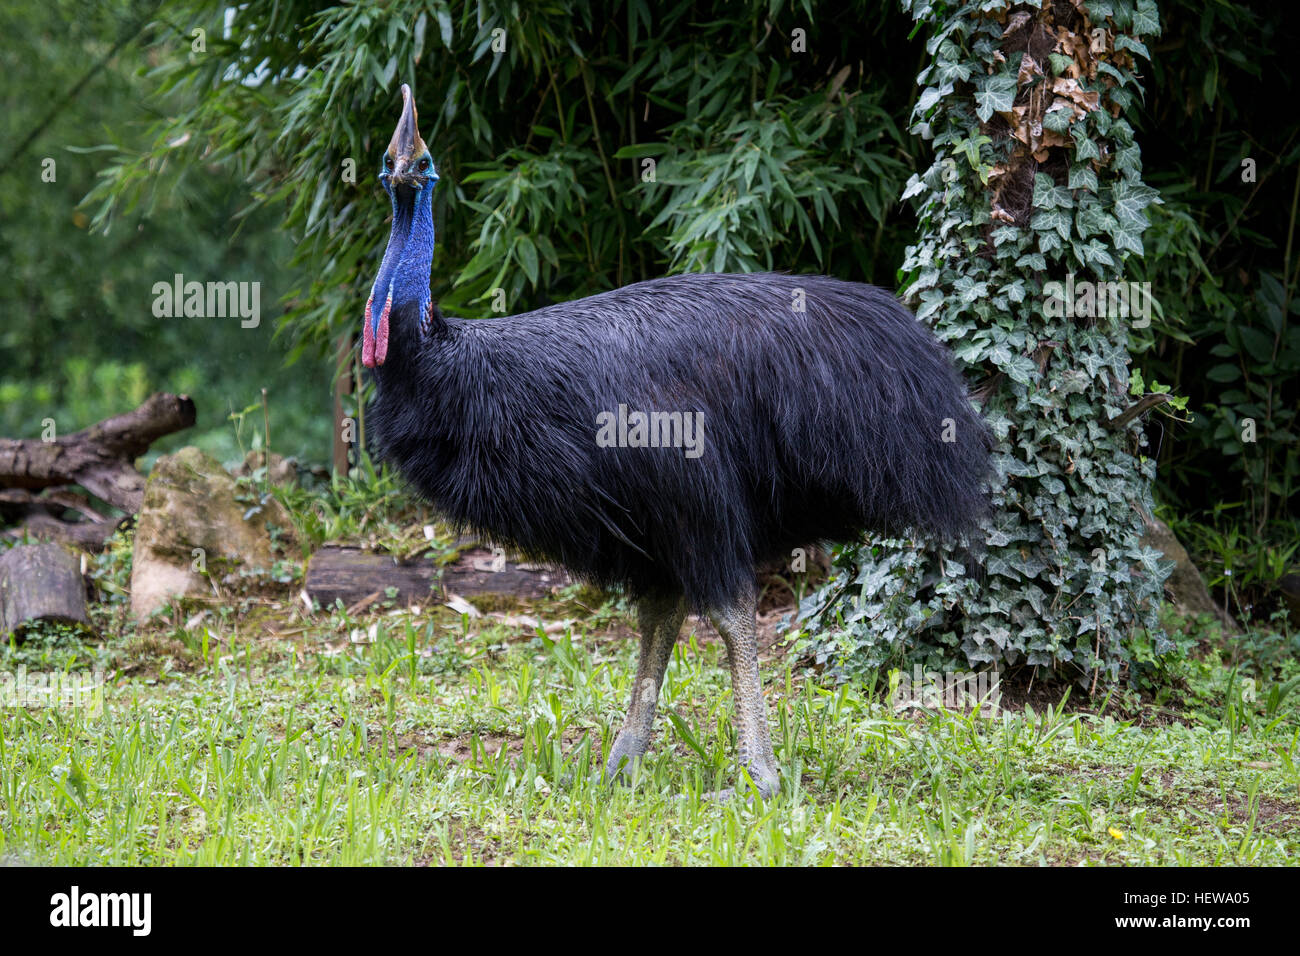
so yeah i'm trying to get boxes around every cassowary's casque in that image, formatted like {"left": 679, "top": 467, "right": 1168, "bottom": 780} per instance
{"left": 364, "top": 84, "right": 991, "bottom": 797}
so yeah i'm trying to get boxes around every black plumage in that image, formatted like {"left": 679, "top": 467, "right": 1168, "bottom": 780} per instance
{"left": 364, "top": 83, "right": 990, "bottom": 796}
{"left": 370, "top": 272, "right": 991, "bottom": 613}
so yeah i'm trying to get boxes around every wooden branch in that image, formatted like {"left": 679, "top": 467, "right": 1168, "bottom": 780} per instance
{"left": 1105, "top": 393, "right": 1171, "bottom": 431}
{"left": 332, "top": 333, "right": 353, "bottom": 475}
{"left": 0, "top": 488, "right": 108, "bottom": 523}
{"left": 0, "top": 392, "right": 195, "bottom": 513}
{"left": 6, "top": 514, "right": 124, "bottom": 551}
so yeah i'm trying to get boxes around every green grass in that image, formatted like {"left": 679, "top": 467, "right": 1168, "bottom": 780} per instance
{"left": 1, "top": 596, "right": 1297, "bottom": 866}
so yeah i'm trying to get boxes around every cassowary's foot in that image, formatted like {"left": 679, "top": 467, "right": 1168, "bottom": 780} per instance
{"left": 699, "top": 757, "right": 781, "bottom": 802}
{"left": 707, "top": 589, "right": 781, "bottom": 802}
{"left": 740, "top": 757, "right": 782, "bottom": 799}
{"left": 604, "top": 596, "right": 686, "bottom": 789}
{"left": 603, "top": 730, "right": 650, "bottom": 784}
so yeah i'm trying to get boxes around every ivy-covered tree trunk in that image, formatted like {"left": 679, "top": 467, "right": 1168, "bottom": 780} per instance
{"left": 804, "top": 0, "right": 1171, "bottom": 688}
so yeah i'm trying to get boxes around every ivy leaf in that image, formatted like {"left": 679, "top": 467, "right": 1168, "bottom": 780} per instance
{"left": 1068, "top": 163, "right": 1099, "bottom": 193}
{"left": 911, "top": 267, "right": 942, "bottom": 291}
{"left": 1115, "top": 35, "right": 1151, "bottom": 61}
{"left": 951, "top": 336, "right": 989, "bottom": 362}
{"left": 1112, "top": 180, "right": 1160, "bottom": 232}
{"left": 1031, "top": 207, "right": 1072, "bottom": 240}
{"left": 1043, "top": 104, "right": 1074, "bottom": 134}
{"left": 954, "top": 133, "right": 992, "bottom": 171}
{"left": 991, "top": 225, "right": 1020, "bottom": 246}
{"left": 1075, "top": 199, "right": 1114, "bottom": 240}
{"left": 1113, "top": 144, "right": 1143, "bottom": 179}
{"left": 1132, "top": 0, "right": 1161, "bottom": 36}
{"left": 916, "top": 288, "right": 947, "bottom": 322}
{"left": 973, "top": 72, "right": 1017, "bottom": 122}
{"left": 916, "top": 82, "right": 953, "bottom": 114}
{"left": 1096, "top": 61, "right": 1128, "bottom": 85}
{"left": 1000, "top": 279, "right": 1027, "bottom": 303}
{"left": 1048, "top": 53, "right": 1074, "bottom": 76}
{"left": 1113, "top": 226, "right": 1143, "bottom": 256}
{"left": 1004, "top": 353, "right": 1039, "bottom": 385}
{"left": 1089, "top": 0, "right": 1117, "bottom": 22}
{"left": 1075, "top": 238, "right": 1116, "bottom": 271}
{"left": 1033, "top": 172, "right": 1075, "bottom": 209}
{"left": 1072, "top": 125, "right": 1101, "bottom": 162}
{"left": 957, "top": 278, "right": 991, "bottom": 303}
{"left": 932, "top": 43, "right": 974, "bottom": 84}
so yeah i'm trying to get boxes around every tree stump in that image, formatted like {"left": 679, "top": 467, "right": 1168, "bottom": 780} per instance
{"left": 0, "top": 543, "right": 92, "bottom": 639}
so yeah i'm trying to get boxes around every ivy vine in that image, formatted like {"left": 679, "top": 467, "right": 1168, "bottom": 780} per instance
{"left": 802, "top": 0, "right": 1174, "bottom": 690}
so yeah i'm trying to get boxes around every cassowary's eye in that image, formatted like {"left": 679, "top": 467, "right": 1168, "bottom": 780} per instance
{"left": 384, "top": 155, "right": 394, "bottom": 169}
{"left": 418, "top": 158, "right": 430, "bottom": 172}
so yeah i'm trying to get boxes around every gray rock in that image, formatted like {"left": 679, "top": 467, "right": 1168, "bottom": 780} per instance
{"left": 130, "top": 446, "right": 299, "bottom": 618}
{"left": 1141, "top": 515, "right": 1236, "bottom": 633}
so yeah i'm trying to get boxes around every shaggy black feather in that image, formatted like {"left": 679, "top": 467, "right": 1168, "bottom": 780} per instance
{"left": 368, "top": 271, "right": 991, "bottom": 613}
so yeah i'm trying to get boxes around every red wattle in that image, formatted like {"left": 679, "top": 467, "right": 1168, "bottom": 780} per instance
{"left": 374, "top": 297, "right": 391, "bottom": 366}
{"left": 362, "top": 295, "right": 376, "bottom": 367}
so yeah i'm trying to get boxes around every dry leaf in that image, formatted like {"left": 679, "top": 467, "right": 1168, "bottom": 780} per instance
{"left": 492, "top": 613, "right": 541, "bottom": 629}
{"left": 444, "top": 594, "right": 481, "bottom": 617}
{"left": 1017, "top": 52, "right": 1041, "bottom": 85}
{"left": 1004, "top": 10, "right": 1032, "bottom": 35}
{"left": 1051, "top": 77, "right": 1101, "bottom": 112}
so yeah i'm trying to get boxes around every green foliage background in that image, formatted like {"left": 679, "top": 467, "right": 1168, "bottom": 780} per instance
{"left": 0, "top": 0, "right": 329, "bottom": 464}
{"left": 2, "top": 0, "right": 1296, "bottom": 679}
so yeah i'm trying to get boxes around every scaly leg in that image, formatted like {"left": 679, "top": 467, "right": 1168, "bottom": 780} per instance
{"left": 605, "top": 594, "right": 686, "bottom": 781}
{"left": 710, "top": 588, "right": 780, "bottom": 798}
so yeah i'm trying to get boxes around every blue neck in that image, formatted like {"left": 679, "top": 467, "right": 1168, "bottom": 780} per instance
{"left": 372, "top": 182, "right": 435, "bottom": 334}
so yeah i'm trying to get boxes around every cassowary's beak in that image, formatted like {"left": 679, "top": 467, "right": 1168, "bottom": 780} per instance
{"left": 386, "top": 83, "right": 429, "bottom": 185}
{"left": 366, "top": 83, "right": 432, "bottom": 368}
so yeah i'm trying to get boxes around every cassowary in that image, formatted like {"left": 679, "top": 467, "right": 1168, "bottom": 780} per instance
{"left": 363, "top": 84, "right": 991, "bottom": 798}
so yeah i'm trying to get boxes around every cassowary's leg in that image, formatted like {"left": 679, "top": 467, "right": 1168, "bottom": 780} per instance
{"left": 605, "top": 594, "right": 686, "bottom": 782}
{"left": 710, "top": 589, "right": 780, "bottom": 798}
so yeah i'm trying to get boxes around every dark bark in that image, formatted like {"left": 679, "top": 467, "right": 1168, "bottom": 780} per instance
{"left": 0, "top": 392, "right": 195, "bottom": 515}
{"left": 304, "top": 545, "right": 567, "bottom": 610}
{"left": 0, "top": 542, "right": 92, "bottom": 638}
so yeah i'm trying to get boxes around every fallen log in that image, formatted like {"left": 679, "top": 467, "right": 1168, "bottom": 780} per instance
{"left": 5, "top": 513, "right": 124, "bottom": 551}
{"left": 0, "top": 542, "right": 92, "bottom": 639}
{"left": 304, "top": 545, "right": 567, "bottom": 611}
{"left": 0, "top": 392, "right": 195, "bottom": 512}
{"left": 0, "top": 392, "right": 195, "bottom": 549}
